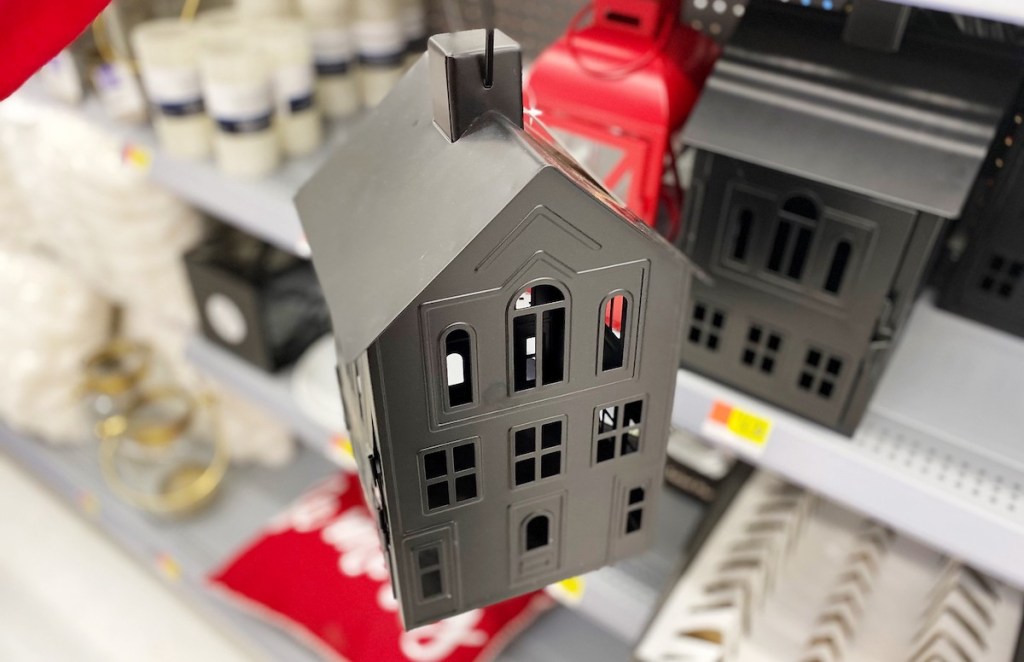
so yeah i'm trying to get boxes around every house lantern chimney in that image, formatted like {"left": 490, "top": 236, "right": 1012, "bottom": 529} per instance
{"left": 428, "top": 29, "right": 523, "bottom": 143}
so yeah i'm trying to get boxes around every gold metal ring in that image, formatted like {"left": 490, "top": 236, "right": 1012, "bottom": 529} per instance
{"left": 98, "top": 390, "right": 228, "bottom": 516}
{"left": 82, "top": 339, "right": 152, "bottom": 396}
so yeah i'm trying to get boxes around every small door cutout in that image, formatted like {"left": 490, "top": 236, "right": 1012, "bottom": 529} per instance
{"left": 509, "top": 493, "right": 564, "bottom": 583}
{"left": 525, "top": 514, "right": 550, "bottom": 551}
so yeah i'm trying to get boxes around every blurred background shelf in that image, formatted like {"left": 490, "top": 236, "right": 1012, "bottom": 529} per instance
{"left": 185, "top": 334, "right": 348, "bottom": 466}
{"left": 672, "top": 296, "right": 1024, "bottom": 590}
{"left": 7, "top": 87, "right": 360, "bottom": 258}
{"left": 0, "top": 422, "right": 334, "bottom": 662}
{"left": 0, "top": 421, "right": 701, "bottom": 659}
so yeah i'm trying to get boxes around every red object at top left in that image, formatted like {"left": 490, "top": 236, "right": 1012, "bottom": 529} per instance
{"left": 0, "top": 0, "right": 112, "bottom": 99}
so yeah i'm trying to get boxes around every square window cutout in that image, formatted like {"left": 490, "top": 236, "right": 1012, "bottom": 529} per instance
{"left": 423, "top": 451, "right": 447, "bottom": 480}
{"left": 596, "top": 437, "right": 615, "bottom": 463}
{"left": 418, "top": 548, "right": 439, "bottom": 568}
{"left": 452, "top": 443, "right": 475, "bottom": 472}
{"left": 626, "top": 509, "right": 643, "bottom": 534}
{"left": 426, "top": 482, "right": 450, "bottom": 510}
{"left": 623, "top": 400, "right": 643, "bottom": 427}
{"left": 515, "top": 459, "right": 535, "bottom": 486}
{"left": 421, "top": 569, "right": 443, "bottom": 598}
{"left": 515, "top": 428, "right": 535, "bottom": 456}
{"left": 598, "top": 406, "right": 618, "bottom": 434}
{"left": 540, "top": 452, "right": 561, "bottom": 478}
{"left": 454, "top": 474, "right": 477, "bottom": 501}
{"left": 621, "top": 430, "right": 640, "bottom": 455}
{"left": 541, "top": 421, "right": 562, "bottom": 448}
{"left": 629, "top": 487, "right": 645, "bottom": 505}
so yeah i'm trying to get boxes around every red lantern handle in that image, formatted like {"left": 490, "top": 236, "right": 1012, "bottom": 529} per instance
{"left": 564, "top": 0, "right": 678, "bottom": 81}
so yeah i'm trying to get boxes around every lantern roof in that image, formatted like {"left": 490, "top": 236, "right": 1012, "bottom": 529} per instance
{"left": 683, "top": 1, "right": 1024, "bottom": 218}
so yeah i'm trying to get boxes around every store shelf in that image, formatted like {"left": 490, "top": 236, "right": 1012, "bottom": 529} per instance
{"left": 120, "top": 116, "right": 362, "bottom": 258}
{"left": 184, "top": 334, "right": 348, "bottom": 466}
{"left": 7, "top": 85, "right": 361, "bottom": 257}
{"left": 0, "top": 424, "right": 645, "bottom": 661}
{"left": 672, "top": 296, "right": 1024, "bottom": 590}
{"left": 0, "top": 423, "right": 335, "bottom": 662}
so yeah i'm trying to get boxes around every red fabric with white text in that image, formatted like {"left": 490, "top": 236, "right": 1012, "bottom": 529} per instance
{"left": 209, "top": 472, "right": 553, "bottom": 662}
{"left": 0, "top": 0, "right": 112, "bottom": 99}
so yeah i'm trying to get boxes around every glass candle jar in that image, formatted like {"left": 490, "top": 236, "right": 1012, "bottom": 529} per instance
{"left": 353, "top": 0, "right": 406, "bottom": 107}
{"left": 99, "top": 387, "right": 228, "bottom": 516}
{"left": 299, "top": 0, "right": 361, "bottom": 119}
{"left": 132, "top": 19, "right": 212, "bottom": 160}
{"left": 199, "top": 32, "right": 280, "bottom": 177}
{"left": 251, "top": 17, "right": 323, "bottom": 157}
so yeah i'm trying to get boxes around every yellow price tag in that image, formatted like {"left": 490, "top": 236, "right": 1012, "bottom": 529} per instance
{"left": 156, "top": 553, "right": 182, "bottom": 582}
{"left": 121, "top": 144, "right": 152, "bottom": 171}
{"left": 546, "top": 576, "right": 585, "bottom": 605}
{"left": 332, "top": 435, "right": 354, "bottom": 459}
{"left": 709, "top": 401, "right": 772, "bottom": 445}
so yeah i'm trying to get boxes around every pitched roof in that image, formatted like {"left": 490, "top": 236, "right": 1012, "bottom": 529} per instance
{"left": 297, "top": 33, "right": 664, "bottom": 365}
{"left": 682, "top": 2, "right": 1024, "bottom": 217}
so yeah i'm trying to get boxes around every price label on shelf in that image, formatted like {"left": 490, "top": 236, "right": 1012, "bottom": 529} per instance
{"left": 702, "top": 400, "right": 773, "bottom": 454}
{"left": 330, "top": 434, "right": 359, "bottom": 473}
{"left": 156, "top": 553, "right": 182, "bottom": 582}
{"left": 545, "top": 576, "right": 585, "bottom": 606}
{"left": 121, "top": 143, "right": 152, "bottom": 172}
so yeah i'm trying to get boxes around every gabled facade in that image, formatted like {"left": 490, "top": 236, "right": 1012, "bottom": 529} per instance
{"left": 677, "top": 1, "right": 1024, "bottom": 433}
{"left": 297, "top": 30, "right": 687, "bottom": 628}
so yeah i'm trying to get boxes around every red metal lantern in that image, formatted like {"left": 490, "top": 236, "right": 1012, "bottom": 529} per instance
{"left": 524, "top": 0, "right": 719, "bottom": 239}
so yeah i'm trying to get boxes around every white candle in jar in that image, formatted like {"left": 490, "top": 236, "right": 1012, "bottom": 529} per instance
{"left": 132, "top": 19, "right": 211, "bottom": 160}
{"left": 299, "top": 0, "right": 361, "bottom": 119}
{"left": 199, "top": 34, "right": 280, "bottom": 177}
{"left": 250, "top": 17, "right": 323, "bottom": 157}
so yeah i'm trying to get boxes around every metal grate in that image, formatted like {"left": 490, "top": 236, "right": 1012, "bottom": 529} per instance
{"left": 854, "top": 416, "right": 1024, "bottom": 519}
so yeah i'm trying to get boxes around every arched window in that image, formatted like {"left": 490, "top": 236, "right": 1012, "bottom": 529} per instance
{"left": 767, "top": 194, "right": 819, "bottom": 282}
{"left": 509, "top": 283, "right": 568, "bottom": 393}
{"left": 524, "top": 514, "right": 551, "bottom": 551}
{"left": 441, "top": 325, "right": 476, "bottom": 408}
{"left": 598, "top": 291, "right": 633, "bottom": 372}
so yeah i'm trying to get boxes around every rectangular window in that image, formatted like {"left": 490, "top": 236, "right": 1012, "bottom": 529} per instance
{"left": 415, "top": 544, "right": 446, "bottom": 601}
{"left": 542, "top": 309, "right": 565, "bottom": 384}
{"left": 511, "top": 418, "right": 566, "bottom": 487}
{"left": 419, "top": 439, "right": 480, "bottom": 512}
{"left": 593, "top": 397, "right": 645, "bottom": 465}
{"left": 513, "top": 315, "right": 537, "bottom": 391}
